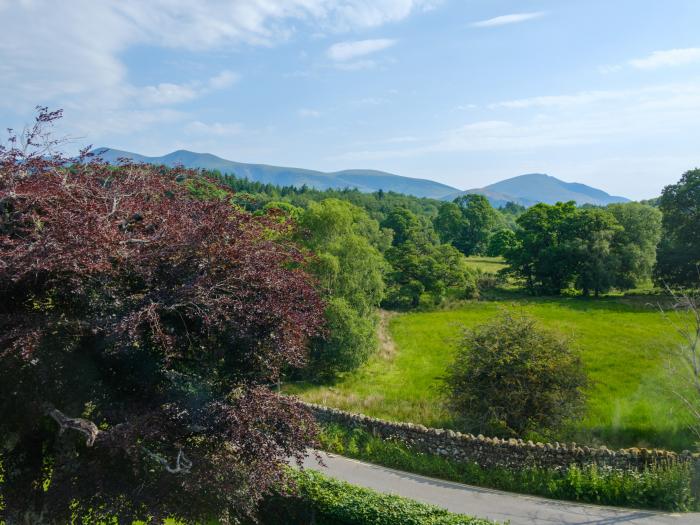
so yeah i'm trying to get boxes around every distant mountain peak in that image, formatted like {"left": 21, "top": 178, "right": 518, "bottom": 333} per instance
{"left": 443, "top": 173, "right": 629, "bottom": 207}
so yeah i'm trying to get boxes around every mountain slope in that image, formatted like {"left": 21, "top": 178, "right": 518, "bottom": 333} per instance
{"left": 444, "top": 173, "right": 629, "bottom": 206}
{"left": 92, "top": 148, "right": 459, "bottom": 199}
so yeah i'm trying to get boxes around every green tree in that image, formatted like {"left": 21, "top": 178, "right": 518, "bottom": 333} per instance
{"left": 381, "top": 208, "right": 474, "bottom": 308}
{"left": 435, "top": 194, "right": 500, "bottom": 256}
{"left": 486, "top": 228, "right": 517, "bottom": 257}
{"left": 505, "top": 202, "right": 655, "bottom": 296}
{"left": 505, "top": 202, "right": 580, "bottom": 294}
{"left": 384, "top": 241, "right": 473, "bottom": 308}
{"left": 656, "top": 169, "right": 700, "bottom": 286}
{"left": 307, "top": 298, "right": 376, "bottom": 380}
{"left": 444, "top": 311, "right": 587, "bottom": 438}
{"left": 434, "top": 201, "right": 465, "bottom": 247}
{"left": 382, "top": 206, "right": 436, "bottom": 247}
{"left": 568, "top": 208, "right": 621, "bottom": 297}
{"left": 298, "top": 199, "right": 388, "bottom": 377}
{"left": 607, "top": 202, "right": 662, "bottom": 289}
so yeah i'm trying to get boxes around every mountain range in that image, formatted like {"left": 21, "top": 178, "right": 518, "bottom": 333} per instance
{"left": 92, "top": 148, "right": 630, "bottom": 207}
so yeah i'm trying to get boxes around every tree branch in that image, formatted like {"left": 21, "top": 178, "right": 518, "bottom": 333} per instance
{"left": 143, "top": 447, "right": 193, "bottom": 474}
{"left": 48, "top": 408, "right": 100, "bottom": 447}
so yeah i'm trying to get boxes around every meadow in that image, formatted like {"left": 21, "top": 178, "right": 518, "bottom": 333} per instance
{"left": 463, "top": 256, "right": 508, "bottom": 274}
{"left": 288, "top": 295, "right": 696, "bottom": 451}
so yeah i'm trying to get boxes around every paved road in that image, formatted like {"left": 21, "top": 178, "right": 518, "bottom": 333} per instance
{"left": 303, "top": 452, "right": 700, "bottom": 525}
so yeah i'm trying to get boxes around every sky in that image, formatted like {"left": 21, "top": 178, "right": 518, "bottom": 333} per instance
{"left": 1, "top": 0, "right": 699, "bottom": 199}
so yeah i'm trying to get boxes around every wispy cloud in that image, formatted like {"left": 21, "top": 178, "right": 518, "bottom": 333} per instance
{"left": 489, "top": 90, "right": 631, "bottom": 110}
{"left": 140, "top": 71, "right": 238, "bottom": 106}
{"left": 629, "top": 48, "right": 700, "bottom": 70}
{"left": 208, "top": 70, "right": 238, "bottom": 89}
{"left": 0, "top": 0, "right": 429, "bottom": 134}
{"left": 332, "top": 81, "right": 700, "bottom": 160}
{"left": 600, "top": 48, "right": 700, "bottom": 74}
{"left": 327, "top": 39, "right": 397, "bottom": 61}
{"left": 471, "top": 12, "right": 546, "bottom": 28}
{"left": 185, "top": 121, "right": 242, "bottom": 136}
{"left": 298, "top": 108, "right": 322, "bottom": 118}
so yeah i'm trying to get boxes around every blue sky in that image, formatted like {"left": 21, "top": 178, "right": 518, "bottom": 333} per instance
{"left": 1, "top": 0, "right": 699, "bottom": 199}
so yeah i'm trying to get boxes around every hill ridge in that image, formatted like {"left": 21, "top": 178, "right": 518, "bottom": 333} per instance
{"left": 92, "top": 148, "right": 630, "bottom": 206}
{"left": 92, "top": 147, "right": 459, "bottom": 199}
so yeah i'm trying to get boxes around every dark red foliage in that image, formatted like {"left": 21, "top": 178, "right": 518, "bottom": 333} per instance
{"left": 0, "top": 109, "right": 325, "bottom": 524}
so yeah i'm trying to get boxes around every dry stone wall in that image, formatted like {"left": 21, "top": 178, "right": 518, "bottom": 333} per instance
{"left": 305, "top": 403, "right": 699, "bottom": 471}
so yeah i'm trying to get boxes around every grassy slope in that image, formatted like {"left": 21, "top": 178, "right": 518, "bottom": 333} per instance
{"left": 289, "top": 296, "right": 695, "bottom": 451}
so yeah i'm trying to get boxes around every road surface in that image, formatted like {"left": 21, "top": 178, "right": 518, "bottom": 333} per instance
{"left": 302, "top": 452, "right": 700, "bottom": 524}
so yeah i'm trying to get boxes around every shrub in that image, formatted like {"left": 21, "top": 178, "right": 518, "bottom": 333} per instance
{"left": 257, "top": 469, "right": 498, "bottom": 524}
{"left": 444, "top": 310, "right": 587, "bottom": 438}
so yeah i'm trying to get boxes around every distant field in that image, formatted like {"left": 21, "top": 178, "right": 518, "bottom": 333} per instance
{"left": 464, "top": 256, "right": 507, "bottom": 274}
{"left": 288, "top": 297, "right": 695, "bottom": 451}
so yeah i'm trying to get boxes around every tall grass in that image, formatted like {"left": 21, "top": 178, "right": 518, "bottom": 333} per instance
{"left": 319, "top": 424, "right": 698, "bottom": 512}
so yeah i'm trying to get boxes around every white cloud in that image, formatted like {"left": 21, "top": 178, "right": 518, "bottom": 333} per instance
{"left": 185, "top": 121, "right": 243, "bottom": 136}
{"left": 208, "top": 70, "right": 239, "bottom": 89}
{"left": 471, "top": 12, "right": 546, "bottom": 28}
{"left": 332, "top": 81, "right": 700, "bottom": 160}
{"left": 489, "top": 90, "right": 631, "bottom": 110}
{"left": 142, "top": 83, "right": 199, "bottom": 105}
{"left": 327, "top": 39, "right": 397, "bottom": 61}
{"left": 0, "top": 0, "right": 431, "bottom": 134}
{"left": 629, "top": 48, "right": 700, "bottom": 70}
{"left": 298, "top": 108, "right": 322, "bottom": 118}
{"left": 140, "top": 71, "right": 239, "bottom": 105}
{"left": 333, "top": 59, "right": 378, "bottom": 71}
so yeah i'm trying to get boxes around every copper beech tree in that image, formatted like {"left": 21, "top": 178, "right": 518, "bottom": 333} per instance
{"left": 0, "top": 109, "right": 325, "bottom": 524}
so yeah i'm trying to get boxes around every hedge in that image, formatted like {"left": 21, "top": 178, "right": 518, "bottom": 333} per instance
{"left": 257, "top": 469, "right": 499, "bottom": 525}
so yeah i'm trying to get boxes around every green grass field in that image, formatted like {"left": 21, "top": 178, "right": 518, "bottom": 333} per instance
{"left": 288, "top": 296, "right": 696, "bottom": 451}
{"left": 464, "top": 256, "right": 507, "bottom": 273}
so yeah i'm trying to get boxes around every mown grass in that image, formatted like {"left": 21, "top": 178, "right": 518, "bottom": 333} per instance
{"left": 317, "top": 423, "right": 698, "bottom": 512}
{"left": 287, "top": 295, "right": 697, "bottom": 451}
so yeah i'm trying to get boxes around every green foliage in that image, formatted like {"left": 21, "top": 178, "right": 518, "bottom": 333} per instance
{"left": 384, "top": 241, "right": 475, "bottom": 308}
{"left": 608, "top": 203, "right": 662, "bottom": 289}
{"left": 380, "top": 207, "right": 476, "bottom": 308}
{"left": 308, "top": 298, "right": 378, "bottom": 380}
{"left": 444, "top": 310, "right": 587, "bottom": 438}
{"left": 262, "top": 200, "right": 304, "bottom": 221}
{"left": 506, "top": 201, "right": 661, "bottom": 295}
{"left": 569, "top": 208, "right": 622, "bottom": 297}
{"left": 434, "top": 195, "right": 500, "bottom": 256}
{"left": 318, "top": 424, "right": 697, "bottom": 512}
{"left": 381, "top": 207, "right": 426, "bottom": 246}
{"left": 297, "top": 199, "right": 387, "bottom": 378}
{"left": 259, "top": 469, "right": 497, "bottom": 525}
{"left": 486, "top": 229, "right": 516, "bottom": 257}
{"left": 656, "top": 169, "right": 700, "bottom": 287}
{"left": 506, "top": 201, "right": 580, "bottom": 293}
{"left": 212, "top": 170, "right": 444, "bottom": 224}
